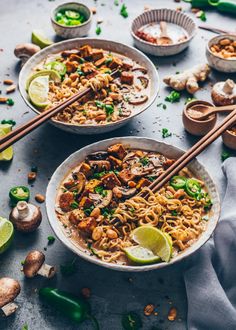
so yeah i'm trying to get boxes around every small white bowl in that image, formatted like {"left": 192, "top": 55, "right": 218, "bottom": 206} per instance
{"left": 51, "top": 2, "right": 92, "bottom": 39}
{"left": 206, "top": 34, "right": 236, "bottom": 73}
{"left": 131, "top": 9, "right": 197, "bottom": 57}
{"left": 46, "top": 137, "right": 220, "bottom": 272}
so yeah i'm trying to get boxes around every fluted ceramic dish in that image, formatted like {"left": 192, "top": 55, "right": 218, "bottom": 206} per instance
{"left": 19, "top": 39, "right": 159, "bottom": 134}
{"left": 131, "top": 9, "right": 197, "bottom": 56}
{"left": 206, "top": 34, "right": 236, "bottom": 73}
{"left": 46, "top": 137, "right": 220, "bottom": 272}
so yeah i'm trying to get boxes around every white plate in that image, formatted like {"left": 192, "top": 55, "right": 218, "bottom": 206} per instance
{"left": 46, "top": 137, "right": 220, "bottom": 272}
{"left": 19, "top": 38, "right": 159, "bottom": 134}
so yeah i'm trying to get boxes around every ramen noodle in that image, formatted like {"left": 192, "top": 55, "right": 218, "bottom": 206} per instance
{"left": 55, "top": 144, "right": 212, "bottom": 265}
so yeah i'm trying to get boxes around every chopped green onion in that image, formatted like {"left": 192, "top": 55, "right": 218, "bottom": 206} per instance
{"left": 120, "top": 4, "right": 128, "bottom": 18}
{"left": 6, "top": 98, "right": 14, "bottom": 106}
{"left": 96, "top": 25, "right": 102, "bottom": 35}
{"left": 165, "top": 91, "right": 181, "bottom": 103}
{"left": 162, "top": 128, "right": 172, "bottom": 138}
{"left": 47, "top": 236, "right": 55, "bottom": 245}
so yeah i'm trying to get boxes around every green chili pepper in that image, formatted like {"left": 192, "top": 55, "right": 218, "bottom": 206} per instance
{"left": 170, "top": 176, "right": 187, "bottom": 190}
{"left": 9, "top": 186, "right": 30, "bottom": 205}
{"left": 45, "top": 61, "right": 67, "bottom": 76}
{"left": 122, "top": 311, "right": 142, "bottom": 330}
{"left": 185, "top": 179, "right": 201, "bottom": 197}
{"left": 183, "top": 0, "right": 210, "bottom": 9}
{"left": 209, "top": 0, "right": 236, "bottom": 15}
{"left": 39, "top": 287, "right": 99, "bottom": 329}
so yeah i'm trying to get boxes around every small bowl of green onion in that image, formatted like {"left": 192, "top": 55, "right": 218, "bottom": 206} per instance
{"left": 51, "top": 2, "right": 92, "bottom": 39}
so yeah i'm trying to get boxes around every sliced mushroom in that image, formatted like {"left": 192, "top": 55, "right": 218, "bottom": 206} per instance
{"left": 132, "top": 67, "right": 148, "bottom": 74}
{"left": 211, "top": 79, "right": 236, "bottom": 106}
{"left": 87, "top": 151, "right": 108, "bottom": 160}
{"left": 130, "top": 162, "right": 154, "bottom": 176}
{"left": 65, "top": 172, "right": 86, "bottom": 195}
{"left": 128, "top": 95, "right": 148, "bottom": 105}
{"left": 14, "top": 43, "right": 40, "bottom": 66}
{"left": 9, "top": 201, "right": 42, "bottom": 232}
{"left": 118, "top": 108, "right": 132, "bottom": 117}
{"left": 113, "top": 187, "right": 136, "bottom": 199}
{"left": 23, "top": 250, "right": 56, "bottom": 279}
{"left": 137, "top": 76, "right": 149, "bottom": 88}
{"left": 88, "top": 160, "right": 111, "bottom": 172}
{"left": 89, "top": 190, "right": 112, "bottom": 208}
{"left": 0, "top": 278, "right": 21, "bottom": 316}
{"left": 148, "top": 154, "right": 164, "bottom": 167}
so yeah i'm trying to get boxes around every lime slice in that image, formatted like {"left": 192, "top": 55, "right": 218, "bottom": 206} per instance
{"left": 26, "top": 69, "right": 61, "bottom": 91}
{"left": 0, "top": 125, "right": 13, "bottom": 161}
{"left": 28, "top": 75, "right": 49, "bottom": 108}
{"left": 131, "top": 226, "right": 172, "bottom": 262}
{"left": 31, "top": 30, "right": 53, "bottom": 49}
{"left": 0, "top": 217, "right": 14, "bottom": 254}
{"left": 124, "top": 245, "right": 161, "bottom": 264}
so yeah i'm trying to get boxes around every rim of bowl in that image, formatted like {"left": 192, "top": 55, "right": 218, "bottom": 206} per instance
{"left": 46, "top": 136, "right": 221, "bottom": 272}
{"left": 19, "top": 38, "right": 159, "bottom": 130}
{"left": 51, "top": 2, "right": 92, "bottom": 29}
{"left": 207, "top": 34, "right": 236, "bottom": 62}
{"left": 184, "top": 100, "right": 217, "bottom": 123}
{"left": 131, "top": 8, "right": 197, "bottom": 48}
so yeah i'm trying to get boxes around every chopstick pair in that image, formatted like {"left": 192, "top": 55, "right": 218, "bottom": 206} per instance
{"left": 140, "top": 107, "right": 236, "bottom": 198}
{"left": 0, "top": 69, "right": 119, "bottom": 154}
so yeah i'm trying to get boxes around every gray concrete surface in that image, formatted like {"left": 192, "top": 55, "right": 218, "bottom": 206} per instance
{"left": 0, "top": 0, "right": 236, "bottom": 329}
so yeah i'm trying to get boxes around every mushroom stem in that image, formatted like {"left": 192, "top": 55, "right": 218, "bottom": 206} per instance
{"left": 17, "top": 201, "right": 29, "bottom": 219}
{"left": 1, "top": 302, "right": 18, "bottom": 316}
{"left": 37, "top": 264, "right": 56, "bottom": 278}
{"left": 223, "top": 79, "right": 235, "bottom": 94}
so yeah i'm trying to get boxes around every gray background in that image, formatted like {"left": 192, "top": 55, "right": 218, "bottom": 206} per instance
{"left": 0, "top": 0, "right": 235, "bottom": 329}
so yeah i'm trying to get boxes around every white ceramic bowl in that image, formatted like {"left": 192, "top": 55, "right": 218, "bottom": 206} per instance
{"left": 51, "top": 2, "right": 92, "bottom": 39}
{"left": 46, "top": 137, "right": 220, "bottom": 272}
{"left": 131, "top": 9, "right": 197, "bottom": 57}
{"left": 206, "top": 34, "right": 236, "bottom": 73}
{"left": 19, "top": 38, "right": 159, "bottom": 135}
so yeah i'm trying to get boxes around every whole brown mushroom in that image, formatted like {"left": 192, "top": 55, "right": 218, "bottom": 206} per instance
{"left": 23, "top": 250, "right": 56, "bottom": 279}
{"left": 14, "top": 43, "right": 40, "bottom": 66}
{"left": 212, "top": 79, "right": 236, "bottom": 106}
{"left": 9, "top": 201, "right": 42, "bottom": 233}
{"left": 0, "top": 277, "right": 21, "bottom": 316}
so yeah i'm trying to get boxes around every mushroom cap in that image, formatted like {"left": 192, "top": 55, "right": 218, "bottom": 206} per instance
{"left": 0, "top": 277, "right": 21, "bottom": 308}
{"left": 14, "top": 43, "right": 40, "bottom": 59}
{"left": 211, "top": 80, "right": 236, "bottom": 106}
{"left": 23, "top": 250, "right": 45, "bottom": 278}
{"left": 9, "top": 202, "right": 42, "bottom": 233}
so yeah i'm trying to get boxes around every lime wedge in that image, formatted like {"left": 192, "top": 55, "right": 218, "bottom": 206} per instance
{"left": 0, "top": 217, "right": 14, "bottom": 254}
{"left": 26, "top": 69, "right": 61, "bottom": 91}
{"left": 28, "top": 75, "right": 49, "bottom": 108}
{"left": 31, "top": 30, "right": 53, "bottom": 49}
{"left": 124, "top": 245, "right": 161, "bottom": 264}
{"left": 131, "top": 226, "right": 172, "bottom": 262}
{"left": 0, "top": 125, "right": 13, "bottom": 161}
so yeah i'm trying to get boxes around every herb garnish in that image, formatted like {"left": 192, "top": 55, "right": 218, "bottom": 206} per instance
{"left": 70, "top": 201, "right": 79, "bottom": 209}
{"left": 165, "top": 90, "right": 181, "bottom": 103}
{"left": 6, "top": 98, "right": 14, "bottom": 106}
{"left": 162, "top": 128, "right": 172, "bottom": 138}
{"left": 221, "top": 150, "right": 231, "bottom": 162}
{"left": 199, "top": 11, "right": 207, "bottom": 22}
{"left": 47, "top": 236, "right": 55, "bottom": 245}
{"left": 95, "top": 186, "right": 107, "bottom": 197}
{"left": 21, "top": 325, "right": 28, "bottom": 330}
{"left": 1, "top": 119, "right": 16, "bottom": 126}
{"left": 171, "top": 210, "right": 178, "bottom": 216}
{"left": 95, "top": 25, "right": 102, "bottom": 35}
{"left": 114, "top": 0, "right": 119, "bottom": 5}
{"left": 120, "top": 4, "right": 128, "bottom": 18}
{"left": 139, "top": 157, "right": 149, "bottom": 166}
{"left": 122, "top": 312, "right": 142, "bottom": 330}
{"left": 84, "top": 205, "right": 95, "bottom": 216}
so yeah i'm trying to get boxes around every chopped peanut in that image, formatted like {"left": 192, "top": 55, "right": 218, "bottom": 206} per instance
{"left": 6, "top": 85, "right": 16, "bottom": 94}
{"left": 106, "top": 229, "right": 118, "bottom": 239}
{"left": 210, "top": 38, "right": 236, "bottom": 59}
{"left": 81, "top": 287, "right": 91, "bottom": 298}
{"left": 28, "top": 171, "right": 37, "bottom": 182}
{"left": 168, "top": 307, "right": 177, "bottom": 321}
{"left": 35, "top": 194, "right": 45, "bottom": 203}
{"left": 3, "top": 79, "right": 14, "bottom": 85}
{"left": 143, "top": 304, "right": 155, "bottom": 316}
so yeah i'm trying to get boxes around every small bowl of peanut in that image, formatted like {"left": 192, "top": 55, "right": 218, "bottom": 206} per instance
{"left": 206, "top": 34, "right": 236, "bottom": 73}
